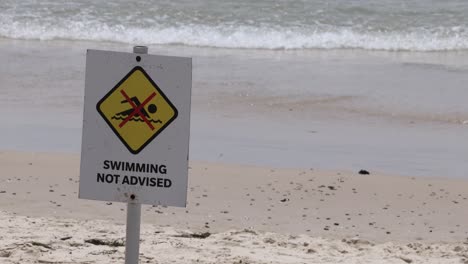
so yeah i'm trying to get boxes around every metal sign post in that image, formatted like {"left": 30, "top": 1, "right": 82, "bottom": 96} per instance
{"left": 125, "top": 195, "right": 141, "bottom": 264}
{"left": 124, "top": 46, "right": 147, "bottom": 264}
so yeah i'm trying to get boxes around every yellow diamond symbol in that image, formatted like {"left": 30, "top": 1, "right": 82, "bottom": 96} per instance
{"left": 97, "top": 66, "right": 178, "bottom": 154}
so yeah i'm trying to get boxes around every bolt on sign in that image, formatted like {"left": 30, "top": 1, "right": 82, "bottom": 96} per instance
{"left": 80, "top": 50, "right": 191, "bottom": 207}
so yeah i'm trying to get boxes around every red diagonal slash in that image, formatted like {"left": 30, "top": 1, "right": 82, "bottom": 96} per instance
{"left": 119, "top": 90, "right": 156, "bottom": 130}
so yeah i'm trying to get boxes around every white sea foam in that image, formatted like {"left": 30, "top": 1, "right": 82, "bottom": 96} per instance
{"left": 1, "top": 0, "right": 468, "bottom": 52}
{"left": 2, "top": 21, "right": 468, "bottom": 52}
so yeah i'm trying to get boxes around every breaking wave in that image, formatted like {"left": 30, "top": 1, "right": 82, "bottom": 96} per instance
{"left": 2, "top": 21, "right": 468, "bottom": 51}
{"left": 1, "top": 0, "right": 468, "bottom": 52}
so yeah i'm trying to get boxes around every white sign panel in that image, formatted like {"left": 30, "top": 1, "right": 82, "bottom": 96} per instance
{"left": 79, "top": 49, "right": 191, "bottom": 207}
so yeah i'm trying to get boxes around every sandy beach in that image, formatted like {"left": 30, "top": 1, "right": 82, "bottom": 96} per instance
{"left": 2, "top": 151, "right": 468, "bottom": 263}
{"left": 1, "top": 10, "right": 468, "bottom": 262}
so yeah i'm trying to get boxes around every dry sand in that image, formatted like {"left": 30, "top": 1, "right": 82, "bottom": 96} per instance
{"left": 2, "top": 211, "right": 468, "bottom": 264}
{"left": 2, "top": 151, "right": 468, "bottom": 263}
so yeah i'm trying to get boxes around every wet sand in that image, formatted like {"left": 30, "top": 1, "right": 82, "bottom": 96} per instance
{"left": 1, "top": 38, "right": 468, "bottom": 177}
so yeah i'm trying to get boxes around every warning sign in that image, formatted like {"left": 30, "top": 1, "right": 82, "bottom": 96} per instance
{"left": 80, "top": 49, "right": 191, "bottom": 207}
{"left": 97, "top": 67, "right": 178, "bottom": 154}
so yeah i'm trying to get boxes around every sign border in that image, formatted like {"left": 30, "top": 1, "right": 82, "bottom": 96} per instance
{"left": 96, "top": 66, "right": 179, "bottom": 155}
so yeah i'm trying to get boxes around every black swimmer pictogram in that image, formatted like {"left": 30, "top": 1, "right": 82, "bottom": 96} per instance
{"left": 111, "top": 90, "right": 162, "bottom": 130}
{"left": 96, "top": 66, "right": 179, "bottom": 155}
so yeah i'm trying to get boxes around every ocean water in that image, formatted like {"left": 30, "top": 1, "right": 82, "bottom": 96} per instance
{"left": 1, "top": 0, "right": 468, "bottom": 51}
{"left": 1, "top": 2, "right": 468, "bottom": 178}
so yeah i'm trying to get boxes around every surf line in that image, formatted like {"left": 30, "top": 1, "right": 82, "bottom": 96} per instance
{"left": 97, "top": 160, "right": 171, "bottom": 188}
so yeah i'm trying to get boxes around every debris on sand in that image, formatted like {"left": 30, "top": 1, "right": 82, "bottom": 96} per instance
{"left": 31, "top": 241, "right": 53, "bottom": 249}
{"left": 174, "top": 232, "right": 211, "bottom": 239}
{"left": 84, "top": 238, "right": 124, "bottom": 247}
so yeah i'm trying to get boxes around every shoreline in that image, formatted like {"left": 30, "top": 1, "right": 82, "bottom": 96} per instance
{"left": 1, "top": 38, "right": 468, "bottom": 178}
